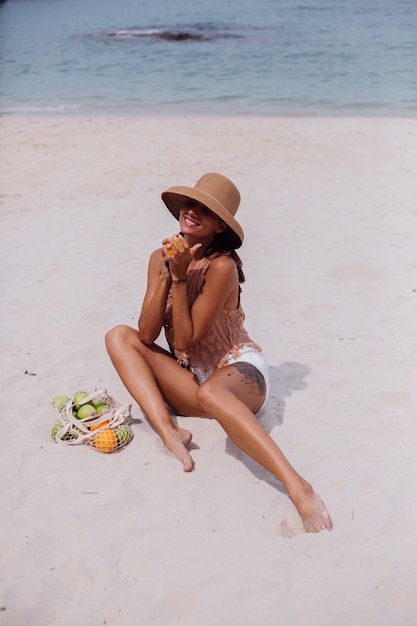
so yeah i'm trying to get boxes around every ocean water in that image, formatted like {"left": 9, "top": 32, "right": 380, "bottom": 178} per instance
{"left": 0, "top": 0, "right": 416, "bottom": 115}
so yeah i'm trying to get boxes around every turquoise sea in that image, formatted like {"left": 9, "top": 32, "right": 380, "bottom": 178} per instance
{"left": 0, "top": 0, "right": 416, "bottom": 115}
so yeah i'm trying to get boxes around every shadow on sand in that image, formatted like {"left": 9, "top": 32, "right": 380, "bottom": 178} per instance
{"left": 225, "top": 361, "right": 311, "bottom": 489}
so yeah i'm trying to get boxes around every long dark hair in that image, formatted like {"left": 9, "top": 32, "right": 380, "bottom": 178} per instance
{"left": 205, "top": 229, "right": 245, "bottom": 284}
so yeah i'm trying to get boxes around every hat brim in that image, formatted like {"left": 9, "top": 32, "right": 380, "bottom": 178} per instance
{"left": 161, "top": 185, "right": 244, "bottom": 248}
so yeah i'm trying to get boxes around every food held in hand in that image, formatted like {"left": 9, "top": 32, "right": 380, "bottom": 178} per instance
{"left": 94, "top": 428, "right": 118, "bottom": 453}
{"left": 77, "top": 404, "right": 97, "bottom": 420}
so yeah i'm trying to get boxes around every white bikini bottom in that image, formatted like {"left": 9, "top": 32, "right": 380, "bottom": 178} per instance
{"left": 192, "top": 346, "right": 270, "bottom": 415}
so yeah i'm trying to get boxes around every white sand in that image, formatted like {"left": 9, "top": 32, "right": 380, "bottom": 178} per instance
{"left": 1, "top": 115, "right": 417, "bottom": 625}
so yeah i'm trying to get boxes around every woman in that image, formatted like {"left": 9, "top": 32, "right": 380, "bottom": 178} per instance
{"left": 105, "top": 173, "right": 332, "bottom": 533}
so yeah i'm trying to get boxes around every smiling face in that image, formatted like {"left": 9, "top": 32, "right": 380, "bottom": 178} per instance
{"left": 179, "top": 199, "right": 227, "bottom": 242}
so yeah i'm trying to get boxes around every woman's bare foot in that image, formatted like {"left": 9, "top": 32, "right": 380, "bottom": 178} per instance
{"left": 162, "top": 426, "right": 194, "bottom": 472}
{"left": 291, "top": 483, "right": 333, "bottom": 533}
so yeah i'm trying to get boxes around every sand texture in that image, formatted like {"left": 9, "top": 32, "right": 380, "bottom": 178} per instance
{"left": 1, "top": 115, "right": 417, "bottom": 625}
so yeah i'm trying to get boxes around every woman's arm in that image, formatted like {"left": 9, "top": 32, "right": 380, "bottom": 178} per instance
{"left": 138, "top": 248, "right": 172, "bottom": 345}
{"left": 171, "top": 255, "right": 238, "bottom": 352}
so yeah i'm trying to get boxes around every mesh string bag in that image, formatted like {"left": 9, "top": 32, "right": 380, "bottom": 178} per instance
{"left": 51, "top": 388, "right": 133, "bottom": 453}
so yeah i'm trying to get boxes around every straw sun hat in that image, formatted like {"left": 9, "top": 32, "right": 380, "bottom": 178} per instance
{"left": 161, "top": 172, "right": 244, "bottom": 248}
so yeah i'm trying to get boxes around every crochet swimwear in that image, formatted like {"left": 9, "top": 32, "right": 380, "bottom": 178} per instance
{"left": 163, "top": 255, "right": 262, "bottom": 382}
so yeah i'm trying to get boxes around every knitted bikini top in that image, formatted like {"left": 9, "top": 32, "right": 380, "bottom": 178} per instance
{"left": 164, "top": 255, "right": 261, "bottom": 379}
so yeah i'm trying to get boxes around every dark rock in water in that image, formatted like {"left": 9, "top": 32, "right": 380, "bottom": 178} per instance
{"left": 104, "top": 29, "right": 214, "bottom": 42}
{"left": 157, "top": 31, "right": 207, "bottom": 41}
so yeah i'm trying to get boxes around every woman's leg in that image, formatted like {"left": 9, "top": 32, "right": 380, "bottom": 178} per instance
{"left": 106, "top": 327, "right": 331, "bottom": 531}
{"left": 196, "top": 365, "right": 333, "bottom": 533}
{"left": 105, "top": 325, "right": 210, "bottom": 472}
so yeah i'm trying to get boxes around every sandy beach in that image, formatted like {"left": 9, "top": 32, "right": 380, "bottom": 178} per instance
{"left": 1, "top": 114, "right": 417, "bottom": 625}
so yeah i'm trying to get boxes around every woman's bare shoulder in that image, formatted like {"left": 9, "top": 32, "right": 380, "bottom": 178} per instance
{"left": 150, "top": 246, "right": 164, "bottom": 259}
{"left": 203, "top": 255, "right": 239, "bottom": 294}
{"left": 148, "top": 246, "right": 164, "bottom": 265}
{"left": 207, "top": 254, "right": 238, "bottom": 276}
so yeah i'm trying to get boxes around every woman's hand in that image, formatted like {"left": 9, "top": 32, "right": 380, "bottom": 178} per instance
{"left": 162, "top": 234, "right": 201, "bottom": 281}
{"left": 159, "top": 246, "right": 172, "bottom": 282}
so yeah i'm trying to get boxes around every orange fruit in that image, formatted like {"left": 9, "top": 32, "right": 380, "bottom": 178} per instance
{"left": 94, "top": 428, "right": 117, "bottom": 453}
{"left": 89, "top": 419, "right": 110, "bottom": 432}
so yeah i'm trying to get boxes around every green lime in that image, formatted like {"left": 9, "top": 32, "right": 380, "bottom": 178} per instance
{"left": 51, "top": 422, "right": 75, "bottom": 441}
{"left": 93, "top": 402, "right": 107, "bottom": 415}
{"left": 72, "top": 391, "right": 89, "bottom": 409}
{"left": 51, "top": 394, "right": 71, "bottom": 412}
{"left": 51, "top": 422, "right": 64, "bottom": 439}
{"left": 115, "top": 424, "right": 133, "bottom": 447}
{"left": 77, "top": 404, "right": 97, "bottom": 420}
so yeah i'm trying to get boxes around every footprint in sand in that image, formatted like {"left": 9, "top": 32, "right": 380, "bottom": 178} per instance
{"left": 266, "top": 496, "right": 305, "bottom": 538}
